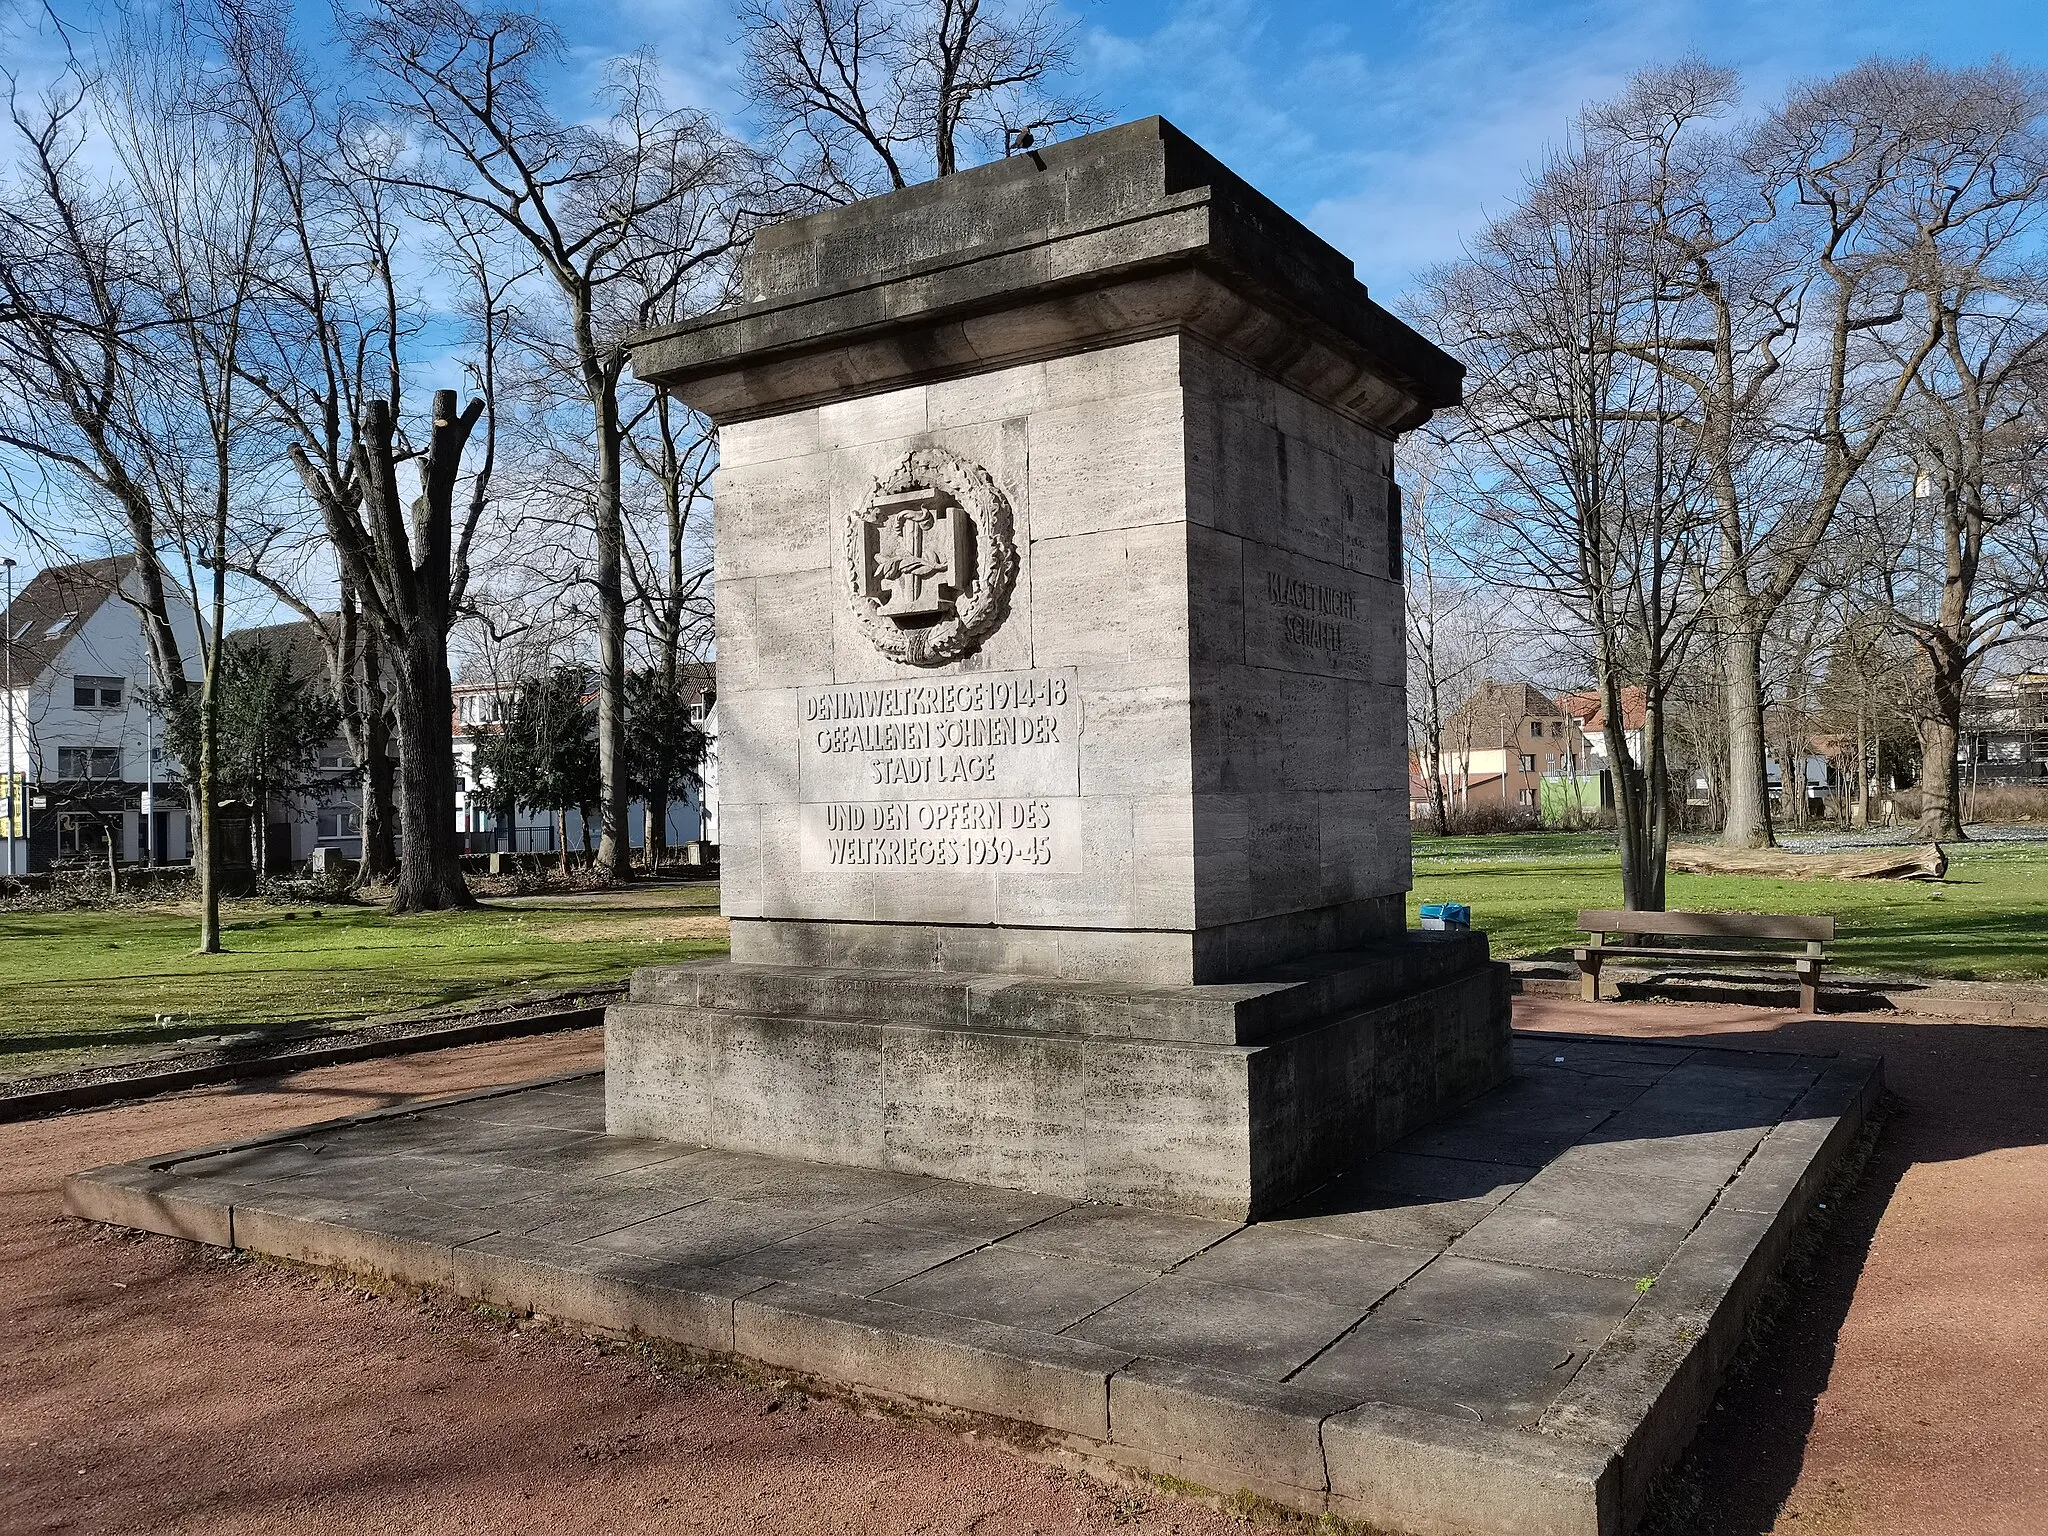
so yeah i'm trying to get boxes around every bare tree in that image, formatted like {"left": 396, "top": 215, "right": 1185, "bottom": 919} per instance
{"left": 88, "top": 0, "right": 277, "bottom": 951}
{"left": 1597, "top": 60, "right": 2044, "bottom": 848}
{"left": 1427, "top": 131, "right": 1707, "bottom": 907}
{"left": 350, "top": 5, "right": 755, "bottom": 879}
{"left": 0, "top": 76, "right": 195, "bottom": 719}
{"left": 1879, "top": 227, "right": 2048, "bottom": 839}
{"left": 210, "top": 5, "right": 422, "bottom": 890}
{"left": 739, "top": 0, "right": 1098, "bottom": 200}
{"left": 290, "top": 390, "right": 483, "bottom": 910}
{"left": 1399, "top": 432, "right": 1499, "bottom": 837}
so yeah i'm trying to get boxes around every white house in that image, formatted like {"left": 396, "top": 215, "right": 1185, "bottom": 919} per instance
{"left": 1, "top": 554, "right": 204, "bottom": 875}
{"left": 450, "top": 667, "right": 717, "bottom": 859}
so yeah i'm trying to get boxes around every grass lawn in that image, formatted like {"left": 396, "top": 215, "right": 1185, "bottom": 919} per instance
{"left": 1409, "top": 832, "right": 2048, "bottom": 981}
{"left": 7, "top": 835, "right": 2043, "bottom": 1077}
{"left": 0, "top": 884, "right": 729, "bottom": 1073}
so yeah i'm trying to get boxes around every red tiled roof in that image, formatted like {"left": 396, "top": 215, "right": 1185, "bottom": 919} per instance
{"left": 1559, "top": 686, "right": 1646, "bottom": 732}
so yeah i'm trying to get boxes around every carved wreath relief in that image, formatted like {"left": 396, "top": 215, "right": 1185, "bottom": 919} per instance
{"left": 845, "top": 447, "right": 1018, "bottom": 666}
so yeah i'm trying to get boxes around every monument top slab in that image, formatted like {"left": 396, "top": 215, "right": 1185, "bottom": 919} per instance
{"left": 633, "top": 117, "right": 1461, "bottom": 430}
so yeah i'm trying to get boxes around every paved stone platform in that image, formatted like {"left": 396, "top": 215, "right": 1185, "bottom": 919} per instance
{"left": 66, "top": 1034, "right": 1877, "bottom": 1536}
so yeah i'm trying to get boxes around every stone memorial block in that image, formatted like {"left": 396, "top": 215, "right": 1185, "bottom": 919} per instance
{"left": 612, "top": 118, "right": 1512, "bottom": 1219}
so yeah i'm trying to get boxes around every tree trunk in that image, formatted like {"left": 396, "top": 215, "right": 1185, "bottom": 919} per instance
{"left": 593, "top": 391, "right": 630, "bottom": 881}
{"left": 1720, "top": 625, "right": 1774, "bottom": 848}
{"left": 388, "top": 631, "right": 472, "bottom": 912}
{"left": 1857, "top": 703, "right": 1870, "bottom": 829}
{"left": 355, "top": 627, "right": 399, "bottom": 888}
{"left": 1918, "top": 705, "right": 1966, "bottom": 844}
{"left": 359, "top": 695, "right": 398, "bottom": 887}
{"left": 296, "top": 391, "right": 482, "bottom": 913}
{"left": 646, "top": 788, "right": 667, "bottom": 872}
{"left": 556, "top": 808, "right": 570, "bottom": 877}
{"left": 1602, "top": 659, "right": 1667, "bottom": 912}
{"left": 1780, "top": 734, "right": 1807, "bottom": 829}
{"left": 196, "top": 567, "right": 227, "bottom": 953}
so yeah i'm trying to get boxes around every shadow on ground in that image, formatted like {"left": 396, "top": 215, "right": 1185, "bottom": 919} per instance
{"left": 1516, "top": 1002, "right": 2048, "bottom": 1536}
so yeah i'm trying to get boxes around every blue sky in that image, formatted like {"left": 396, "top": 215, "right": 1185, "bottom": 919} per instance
{"left": 4, "top": 0, "right": 2043, "bottom": 581}
{"left": 551, "top": 0, "right": 2048, "bottom": 302}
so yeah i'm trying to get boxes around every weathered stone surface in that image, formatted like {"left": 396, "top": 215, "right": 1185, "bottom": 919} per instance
{"left": 644, "top": 128, "right": 1463, "bottom": 987}
{"left": 633, "top": 119, "right": 1459, "bottom": 430}
{"left": 448, "top": 1233, "right": 763, "bottom": 1353}
{"left": 1323, "top": 1403, "right": 1621, "bottom": 1536}
{"left": 1067, "top": 1270, "right": 1368, "bottom": 1380}
{"left": 631, "top": 934, "right": 1488, "bottom": 1044}
{"left": 68, "top": 1043, "right": 1879, "bottom": 1536}
{"left": 1108, "top": 1358, "right": 1357, "bottom": 1496}
{"left": 733, "top": 1283, "right": 1132, "bottom": 1438}
{"left": 62, "top": 1164, "right": 235, "bottom": 1248}
{"left": 605, "top": 959, "right": 1511, "bottom": 1221}
{"left": 878, "top": 1244, "right": 1158, "bottom": 1332}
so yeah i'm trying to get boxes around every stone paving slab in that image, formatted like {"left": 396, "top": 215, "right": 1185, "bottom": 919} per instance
{"left": 65, "top": 1032, "right": 1879, "bottom": 1536}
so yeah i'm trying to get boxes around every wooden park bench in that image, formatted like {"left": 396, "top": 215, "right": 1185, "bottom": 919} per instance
{"left": 1574, "top": 909, "right": 1835, "bottom": 1012}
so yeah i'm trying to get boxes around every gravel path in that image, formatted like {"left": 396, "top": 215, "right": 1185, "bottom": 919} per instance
{"left": 6, "top": 1007, "right": 2045, "bottom": 1535}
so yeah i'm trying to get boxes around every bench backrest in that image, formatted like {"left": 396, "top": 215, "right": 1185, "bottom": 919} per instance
{"left": 1577, "top": 909, "right": 1835, "bottom": 942}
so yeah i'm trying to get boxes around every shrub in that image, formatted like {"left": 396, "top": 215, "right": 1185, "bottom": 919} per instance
{"left": 257, "top": 869, "right": 360, "bottom": 906}
{"left": 1961, "top": 782, "right": 2048, "bottom": 825}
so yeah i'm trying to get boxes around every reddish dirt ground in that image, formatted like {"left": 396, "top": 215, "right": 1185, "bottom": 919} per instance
{"left": 1520, "top": 996, "right": 2048, "bottom": 1536}
{"left": 2, "top": 1000, "right": 2044, "bottom": 1535}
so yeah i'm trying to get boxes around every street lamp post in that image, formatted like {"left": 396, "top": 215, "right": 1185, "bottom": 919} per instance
{"left": 3, "top": 556, "right": 16, "bottom": 878}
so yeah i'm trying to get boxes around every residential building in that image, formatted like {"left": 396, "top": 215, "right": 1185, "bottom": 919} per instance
{"left": 221, "top": 618, "right": 366, "bottom": 870}
{"left": 1558, "top": 686, "right": 1645, "bottom": 771}
{"left": 1, "top": 555, "right": 203, "bottom": 875}
{"left": 1960, "top": 672, "right": 2048, "bottom": 784}
{"left": 451, "top": 665, "right": 717, "bottom": 857}
{"left": 1423, "top": 680, "right": 1591, "bottom": 816}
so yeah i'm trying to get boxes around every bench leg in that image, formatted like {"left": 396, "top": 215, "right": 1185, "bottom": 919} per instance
{"left": 1800, "top": 975, "right": 1819, "bottom": 1014}
{"left": 1579, "top": 958, "right": 1602, "bottom": 1004}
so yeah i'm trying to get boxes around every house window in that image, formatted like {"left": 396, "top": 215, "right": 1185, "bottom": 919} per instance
{"left": 44, "top": 613, "right": 76, "bottom": 638}
{"left": 1518, "top": 788, "right": 1536, "bottom": 806}
{"left": 316, "top": 743, "right": 350, "bottom": 771}
{"left": 1530, "top": 721, "right": 1543, "bottom": 738}
{"left": 73, "top": 675, "right": 124, "bottom": 708}
{"left": 56, "top": 746, "right": 123, "bottom": 780}
{"left": 57, "top": 814, "right": 113, "bottom": 855}
{"left": 316, "top": 806, "right": 361, "bottom": 841}
{"left": 1545, "top": 754, "right": 1557, "bottom": 771}
{"left": 1518, "top": 754, "right": 1536, "bottom": 773}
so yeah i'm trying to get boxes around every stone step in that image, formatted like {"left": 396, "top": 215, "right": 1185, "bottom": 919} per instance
{"left": 629, "top": 929, "right": 1492, "bottom": 1046}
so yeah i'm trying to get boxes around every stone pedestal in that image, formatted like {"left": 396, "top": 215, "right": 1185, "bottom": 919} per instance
{"left": 620, "top": 117, "right": 1506, "bottom": 1218}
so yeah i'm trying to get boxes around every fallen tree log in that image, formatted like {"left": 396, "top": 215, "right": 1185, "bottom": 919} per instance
{"left": 1667, "top": 843, "right": 1948, "bottom": 881}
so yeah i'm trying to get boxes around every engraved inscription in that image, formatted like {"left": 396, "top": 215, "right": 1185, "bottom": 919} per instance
{"left": 799, "top": 668, "right": 1081, "bottom": 804}
{"left": 799, "top": 797, "right": 1083, "bottom": 872}
{"left": 1264, "top": 570, "right": 1357, "bottom": 659}
{"left": 1244, "top": 547, "right": 1379, "bottom": 681}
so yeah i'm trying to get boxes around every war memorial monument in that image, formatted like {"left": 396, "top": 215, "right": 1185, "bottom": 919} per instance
{"left": 68, "top": 120, "right": 1878, "bottom": 1535}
